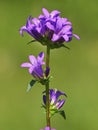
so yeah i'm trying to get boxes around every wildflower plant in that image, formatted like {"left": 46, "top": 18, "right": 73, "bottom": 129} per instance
{"left": 20, "top": 8, "right": 80, "bottom": 130}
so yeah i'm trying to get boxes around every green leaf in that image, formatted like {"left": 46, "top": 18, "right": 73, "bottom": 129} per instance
{"left": 58, "top": 110, "right": 66, "bottom": 120}
{"left": 27, "top": 80, "right": 36, "bottom": 92}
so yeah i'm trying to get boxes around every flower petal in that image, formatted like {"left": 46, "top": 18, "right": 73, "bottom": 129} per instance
{"left": 29, "top": 55, "right": 37, "bottom": 65}
{"left": 46, "top": 22, "right": 55, "bottom": 31}
{"left": 51, "top": 89, "right": 67, "bottom": 104}
{"left": 28, "top": 66, "right": 34, "bottom": 74}
{"left": 52, "top": 33, "right": 60, "bottom": 41}
{"left": 56, "top": 99, "right": 65, "bottom": 109}
{"left": 55, "top": 90, "right": 66, "bottom": 99}
{"left": 62, "top": 35, "right": 69, "bottom": 42}
{"left": 56, "top": 18, "right": 62, "bottom": 31}
{"left": 26, "top": 16, "right": 32, "bottom": 28}
{"left": 73, "top": 34, "right": 80, "bottom": 40}
{"left": 37, "top": 52, "right": 45, "bottom": 64}
{"left": 20, "top": 26, "right": 28, "bottom": 36}
{"left": 50, "top": 89, "right": 57, "bottom": 104}
{"left": 50, "top": 10, "right": 60, "bottom": 18}
{"left": 32, "top": 65, "right": 44, "bottom": 78}
{"left": 61, "top": 25, "right": 72, "bottom": 34}
{"left": 21, "top": 62, "right": 32, "bottom": 68}
{"left": 32, "top": 18, "right": 40, "bottom": 26}
{"left": 42, "top": 8, "right": 49, "bottom": 18}
{"left": 61, "top": 18, "right": 68, "bottom": 23}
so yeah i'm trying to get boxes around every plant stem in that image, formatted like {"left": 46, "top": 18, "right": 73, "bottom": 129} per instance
{"left": 45, "top": 45, "right": 50, "bottom": 127}
{"left": 45, "top": 81, "right": 50, "bottom": 126}
{"left": 46, "top": 45, "right": 50, "bottom": 68}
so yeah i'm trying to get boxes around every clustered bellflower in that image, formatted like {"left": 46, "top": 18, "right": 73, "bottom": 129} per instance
{"left": 20, "top": 7, "right": 80, "bottom": 130}
{"left": 20, "top": 8, "right": 80, "bottom": 49}
{"left": 43, "top": 89, "right": 67, "bottom": 118}
{"left": 21, "top": 52, "right": 50, "bottom": 81}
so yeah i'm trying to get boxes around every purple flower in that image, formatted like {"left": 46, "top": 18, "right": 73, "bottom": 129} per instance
{"left": 20, "top": 8, "right": 80, "bottom": 49}
{"left": 43, "top": 89, "right": 67, "bottom": 110}
{"left": 40, "top": 126, "right": 56, "bottom": 130}
{"left": 21, "top": 52, "right": 49, "bottom": 80}
{"left": 20, "top": 16, "right": 44, "bottom": 43}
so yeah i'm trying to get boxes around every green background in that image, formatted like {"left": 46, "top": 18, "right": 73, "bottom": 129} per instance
{"left": 0, "top": 0, "right": 98, "bottom": 130}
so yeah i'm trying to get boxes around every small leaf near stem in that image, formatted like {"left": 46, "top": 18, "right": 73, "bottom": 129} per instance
{"left": 27, "top": 79, "right": 36, "bottom": 92}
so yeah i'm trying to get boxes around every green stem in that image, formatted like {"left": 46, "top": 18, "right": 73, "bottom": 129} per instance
{"left": 46, "top": 45, "right": 50, "bottom": 68}
{"left": 45, "top": 45, "right": 50, "bottom": 127}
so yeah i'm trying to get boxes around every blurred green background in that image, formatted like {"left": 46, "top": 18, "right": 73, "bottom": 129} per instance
{"left": 0, "top": 0, "right": 98, "bottom": 130}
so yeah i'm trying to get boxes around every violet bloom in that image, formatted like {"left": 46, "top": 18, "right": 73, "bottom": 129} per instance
{"left": 43, "top": 89, "right": 67, "bottom": 117}
{"left": 40, "top": 126, "right": 56, "bottom": 130}
{"left": 21, "top": 52, "right": 48, "bottom": 80}
{"left": 20, "top": 8, "right": 80, "bottom": 49}
{"left": 40, "top": 8, "right": 80, "bottom": 42}
{"left": 20, "top": 16, "right": 44, "bottom": 43}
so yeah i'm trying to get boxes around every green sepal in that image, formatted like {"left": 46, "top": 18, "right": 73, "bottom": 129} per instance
{"left": 27, "top": 37, "right": 70, "bottom": 50}
{"left": 39, "top": 37, "right": 70, "bottom": 50}
{"left": 50, "top": 43, "right": 70, "bottom": 50}
{"left": 39, "top": 77, "right": 50, "bottom": 85}
{"left": 27, "top": 40, "right": 37, "bottom": 45}
{"left": 58, "top": 110, "right": 66, "bottom": 120}
{"left": 50, "top": 109, "right": 66, "bottom": 120}
{"left": 50, "top": 108, "right": 58, "bottom": 117}
{"left": 45, "top": 40, "right": 70, "bottom": 49}
{"left": 41, "top": 104, "right": 46, "bottom": 109}
{"left": 42, "top": 104, "right": 66, "bottom": 119}
{"left": 62, "top": 44, "right": 70, "bottom": 50}
{"left": 27, "top": 79, "right": 37, "bottom": 92}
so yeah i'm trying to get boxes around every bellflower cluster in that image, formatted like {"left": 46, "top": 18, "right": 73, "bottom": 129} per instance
{"left": 20, "top": 7, "right": 80, "bottom": 130}
{"left": 20, "top": 8, "right": 80, "bottom": 49}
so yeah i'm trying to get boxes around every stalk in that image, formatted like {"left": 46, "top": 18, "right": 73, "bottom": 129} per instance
{"left": 45, "top": 45, "right": 50, "bottom": 127}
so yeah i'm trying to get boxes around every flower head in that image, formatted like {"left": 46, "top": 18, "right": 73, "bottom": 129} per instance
{"left": 42, "top": 89, "right": 67, "bottom": 118}
{"left": 20, "top": 8, "right": 80, "bottom": 49}
{"left": 21, "top": 52, "right": 49, "bottom": 80}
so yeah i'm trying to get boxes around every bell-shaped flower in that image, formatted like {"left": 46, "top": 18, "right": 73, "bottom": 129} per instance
{"left": 21, "top": 52, "right": 49, "bottom": 80}
{"left": 42, "top": 89, "right": 67, "bottom": 118}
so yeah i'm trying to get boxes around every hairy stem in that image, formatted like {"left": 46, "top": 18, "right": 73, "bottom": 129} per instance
{"left": 45, "top": 45, "right": 50, "bottom": 127}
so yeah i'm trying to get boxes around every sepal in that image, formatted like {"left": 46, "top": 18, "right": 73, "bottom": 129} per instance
{"left": 50, "top": 108, "right": 58, "bottom": 117}
{"left": 50, "top": 108, "right": 66, "bottom": 120}
{"left": 39, "top": 76, "right": 50, "bottom": 85}
{"left": 27, "top": 40, "right": 37, "bottom": 45}
{"left": 48, "top": 42, "right": 70, "bottom": 50}
{"left": 58, "top": 110, "right": 66, "bottom": 119}
{"left": 41, "top": 104, "right": 46, "bottom": 109}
